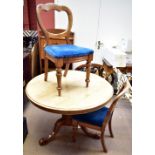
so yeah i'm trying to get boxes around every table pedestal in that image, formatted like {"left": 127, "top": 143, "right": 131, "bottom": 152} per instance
{"left": 39, "top": 115, "right": 100, "bottom": 146}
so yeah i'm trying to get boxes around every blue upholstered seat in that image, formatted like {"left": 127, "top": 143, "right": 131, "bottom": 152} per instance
{"left": 44, "top": 44, "right": 94, "bottom": 58}
{"left": 73, "top": 107, "right": 109, "bottom": 127}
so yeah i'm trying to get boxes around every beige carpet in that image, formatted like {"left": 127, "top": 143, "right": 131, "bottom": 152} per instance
{"left": 23, "top": 99, "right": 132, "bottom": 155}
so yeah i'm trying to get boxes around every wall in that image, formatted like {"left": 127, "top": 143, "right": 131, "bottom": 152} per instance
{"left": 23, "top": 0, "right": 30, "bottom": 29}
{"left": 55, "top": 0, "right": 132, "bottom": 67}
{"left": 55, "top": 0, "right": 100, "bottom": 49}
{"left": 28, "top": 0, "right": 37, "bottom": 30}
{"left": 97, "top": 0, "right": 132, "bottom": 48}
{"left": 36, "top": 0, "right": 55, "bottom": 30}
{"left": 23, "top": 0, "right": 54, "bottom": 30}
{"left": 55, "top": 0, "right": 132, "bottom": 47}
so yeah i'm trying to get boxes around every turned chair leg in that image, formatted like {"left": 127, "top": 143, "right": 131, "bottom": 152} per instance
{"left": 108, "top": 113, "right": 114, "bottom": 138}
{"left": 72, "top": 120, "right": 78, "bottom": 142}
{"left": 63, "top": 63, "right": 70, "bottom": 77}
{"left": 85, "top": 59, "right": 91, "bottom": 87}
{"left": 44, "top": 57, "right": 48, "bottom": 81}
{"left": 101, "top": 130, "right": 108, "bottom": 153}
{"left": 56, "top": 67, "right": 62, "bottom": 96}
{"left": 40, "top": 58, "right": 43, "bottom": 74}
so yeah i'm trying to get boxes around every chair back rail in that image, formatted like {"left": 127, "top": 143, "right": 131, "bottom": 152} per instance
{"left": 36, "top": 3, "right": 73, "bottom": 44}
{"left": 101, "top": 81, "right": 130, "bottom": 129}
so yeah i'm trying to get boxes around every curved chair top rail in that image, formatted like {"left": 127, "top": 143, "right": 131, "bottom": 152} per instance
{"left": 36, "top": 3, "right": 73, "bottom": 39}
{"left": 109, "top": 81, "right": 131, "bottom": 113}
{"left": 101, "top": 81, "right": 131, "bottom": 129}
{"left": 75, "top": 63, "right": 103, "bottom": 70}
{"left": 115, "top": 81, "right": 130, "bottom": 101}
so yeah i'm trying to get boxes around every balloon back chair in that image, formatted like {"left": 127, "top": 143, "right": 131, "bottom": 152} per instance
{"left": 36, "top": 3, "right": 94, "bottom": 96}
{"left": 72, "top": 80, "right": 130, "bottom": 153}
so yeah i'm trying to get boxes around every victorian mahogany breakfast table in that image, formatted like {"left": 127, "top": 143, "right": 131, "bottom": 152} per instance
{"left": 25, "top": 70, "right": 113, "bottom": 145}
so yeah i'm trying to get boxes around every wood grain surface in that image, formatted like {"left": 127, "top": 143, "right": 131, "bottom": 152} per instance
{"left": 26, "top": 70, "right": 113, "bottom": 115}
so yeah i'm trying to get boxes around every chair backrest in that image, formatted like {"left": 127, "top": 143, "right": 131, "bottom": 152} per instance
{"left": 36, "top": 3, "right": 73, "bottom": 44}
{"left": 102, "top": 80, "right": 131, "bottom": 128}
{"left": 109, "top": 80, "right": 131, "bottom": 112}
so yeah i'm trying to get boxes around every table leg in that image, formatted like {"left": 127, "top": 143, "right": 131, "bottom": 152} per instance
{"left": 39, "top": 115, "right": 101, "bottom": 146}
{"left": 39, "top": 115, "right": 72, "bottom": 146}
{"left": 80, "top": 126, "right": 100, "bottom": 139}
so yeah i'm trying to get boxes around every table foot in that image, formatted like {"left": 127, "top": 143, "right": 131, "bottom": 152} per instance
{"left": 39, "top": 132, "right": 56, "bottom": 145}
{"left": 39, "top": 118, "right": 64, "bottom": 146}
{"left": 80, "top": 126, "right": 100, "bottom": 139}
{"left": 39, "top": 115, "right": 72, "bottom": 146}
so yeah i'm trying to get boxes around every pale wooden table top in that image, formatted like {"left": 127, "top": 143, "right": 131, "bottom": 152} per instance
{"left": 26, "top": 70, "right": 114, "bottom": 115}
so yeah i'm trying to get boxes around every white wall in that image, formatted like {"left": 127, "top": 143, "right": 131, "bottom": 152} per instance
{"left": 97, "top": 0, "right": 132, "bottom": 48}
{"left": 55, "top": 0, "right": 100, "bottom": 50}
{"left": 55, "top": 0, "right": 132, "bottom": 67}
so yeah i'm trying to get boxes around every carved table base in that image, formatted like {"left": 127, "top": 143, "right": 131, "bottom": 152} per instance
{"left": 39, "top": 115, "right": 100, "bottom": 146}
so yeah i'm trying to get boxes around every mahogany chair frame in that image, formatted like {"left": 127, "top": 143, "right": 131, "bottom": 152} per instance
{"left": 36, "top": 3, "right": 93, "bottom": 96}
{"left": 75, "top": 63, "right": 113, "bottom": 79}
{"left": 72, "top": 81, "right": 130, "bottom": 153}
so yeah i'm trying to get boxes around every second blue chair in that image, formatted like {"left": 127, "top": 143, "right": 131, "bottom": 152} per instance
{"left": 72, "top": 81, "right": 130, "bottom": 153}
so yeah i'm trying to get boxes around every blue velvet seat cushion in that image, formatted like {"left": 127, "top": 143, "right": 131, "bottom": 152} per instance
{"left": 44, "top": 44, "right": 94, "bottom": 58}
{"left": 73, "top": 107, "right": 109, "bottom": 127}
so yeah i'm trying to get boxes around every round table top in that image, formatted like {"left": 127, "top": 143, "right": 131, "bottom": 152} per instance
{"left": 26, "top": 70, "right": 114, "bottom": 115}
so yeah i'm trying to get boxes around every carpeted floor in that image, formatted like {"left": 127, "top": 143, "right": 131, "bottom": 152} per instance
{"left": 23, "top": 99, "right": 132, "bottom": 155}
